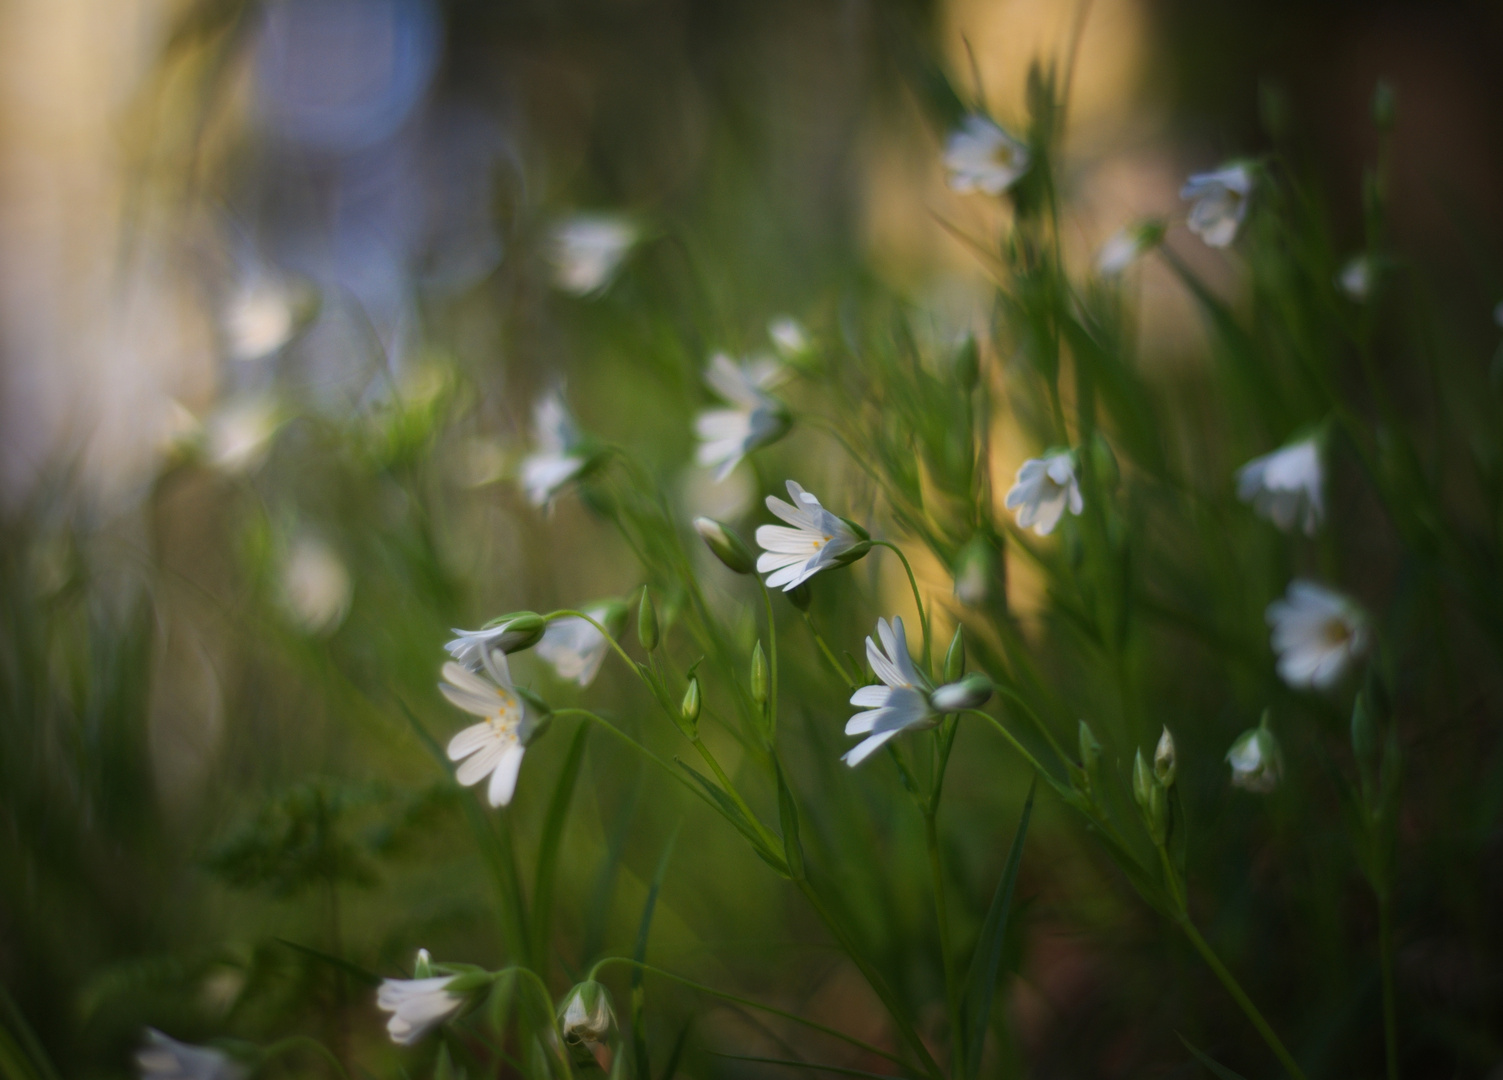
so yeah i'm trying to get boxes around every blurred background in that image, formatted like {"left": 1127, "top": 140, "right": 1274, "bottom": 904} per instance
{"left": 3, "top": 0, "right": 1503, "bottom": 1077}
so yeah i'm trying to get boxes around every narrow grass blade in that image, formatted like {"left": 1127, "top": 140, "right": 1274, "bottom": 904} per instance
{"left": 531, "top": 722, "right": 590, "bottom": 974}
{"left": 1178, "top": 1034, "right": 1250, "bottom": 1080}
{"left": 631, "top": 829, "right": 679, "bottom": 1080}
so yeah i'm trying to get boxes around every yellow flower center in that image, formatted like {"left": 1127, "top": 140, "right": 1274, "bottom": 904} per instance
{"left": 489, "top": 688, "right": 523, "bottom": 740}
{"left": 1321, "top": 618, "right": 1352, "bottom": 648}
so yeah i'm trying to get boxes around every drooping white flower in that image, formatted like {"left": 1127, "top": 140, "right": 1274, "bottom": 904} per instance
{"left": 1181, "top": 165, "right": 1252, "bottom": 248}
{"left": 694, "top": 353, "right": 790, "bottom": 482}
{"left": 279, "top": 535, "right": 352, "bottom": 635}
{"left": 136, "top": 1029, "right": 244, "bottom": 1080}
{"left": 754, "top": 480, "right": 863, "bottom": 591}
{"left": 205, "top": 396, "right": 281, "bottom": 475}
{"left": 1226, "top": 724, "right": 1282, "bottom": 793}
{"left": 768, "top": 316, "right": 809, "bottom": 357}
{"left": 1096, "top": 220, "right": 1165, "bottom": 277}
{"left": 376, "top": 972, "right": 465, "bottom": 1046}
{"left": 943, "top": 115, "right": 1030, "bottom": 196}
{"left": 1266, "top": 580, "right": 1368, "bottom": 690}
{"left": 440, "top": 650, "right": 541, "bottom": 807}
{"left": 1003, "top": 452, "right": 1083, "bottom": 536}
{"left": 558, "top": 981, "right": 615, "bottom": 1045}
{"left": 445, "top": 613, "right": 546, "bottom": 671}
{"left": 844, "top": 617, "right": 934, "bottom": 766}
{"left": 223, "top": 279, "right": 296, "bottom": 362}
{"left": 536, "top": 603, "right": 622, "bottom": 687}
{"left": 547, "top": 214, "right": 638, "bottom": 296}
{"left": 1236, "top": 437, "right": 1323, "bottom": 536}
{"left": 1337, "top": 255, "right": 1372, "bottom": 301}
{"left": 519, "top": 393, "right": 592, "bottom": 506}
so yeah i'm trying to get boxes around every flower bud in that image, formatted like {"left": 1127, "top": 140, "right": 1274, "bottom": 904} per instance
{"left": 482, "top": 612, "right": 547, "bottom": 653}
{"left": 952, "top": 536, "right": 995, "bottom": 607}
{"left": 1227, "top": 722, "right": 1282, "bottom": 794}
{"left": 680, "top": 675, "right": 701, "bottom": 737}
{"left": 943, "top": 625, "right": 966, "bottom": 683}
{"left": 558, "top": 981, "right": 615, "bottom": 1046}
{"left": 787, "top": 582, "right": 813, "bottom": 611}
{"left": 750, "top": 641, "right": 769, "bottom": 705}
{"left": 1154, "top": 726, "right": 1177, "bottom": 788}
{"left": 413, "top": 948, "right": 433, "bottom": 979}
{"left": 636, "top": 588, "right": 659, "bottom": 651}
{"left": 1132, "top": 749, "right": 1152, "bottom": 811}
{"left": 930, "top": 673, "right": 992, "bottom": 712}
{"left": 693, "top": 517, "right": 756, "bottom": 575}
{"left": 1078, "top": 720, "right": 1101, "bottom": 780}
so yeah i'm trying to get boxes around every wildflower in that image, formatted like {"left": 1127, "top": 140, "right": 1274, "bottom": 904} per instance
{"left": 844, "top": 617, "right": 934, "bottom": 766}
{"left": 754, "top": 480, "right": 866, "bottom": 591}
{"left": 1180, "top": 165, "right": 1252, "bottom": 248}
{"left": 929, "top": 672, "right": 993, "bottom": 712}
{"left": 279, "top": 535, "right": 351, "bottom": 635}
{"left": 223, "top": 278, "right": 296, "bottom": 362}
{"left": 519, "top": 393, "right": 593, "bottom": 506}
{"left": 768, "top": 316, "right": 809, "bottom": 357}
{"left": 205, "top": 396, "right": 281, "bottom": 474}
{"left": 694, "top": 352, "right": 790, "bottom": 481}
{"left": 1003, "top": 451, "right": 1083, "bottom": 536}
{"left": 136, "top": 1029, "right": 244, "bottom": 1080}
{"left": 1338, "top": 255, "right": 1372, "bottom": 301}
{"left": 943, "top": 115, "right": 1030, "bottom": 195}
{"left": 558, "top": 981, "right": 615, "bottom": 1046}
{"left": 547, "top": 214, "right": 638, "bottom": 295}
{"left": 376, "top": 970, "right": 465, "bottom": 1046}
{"left": 440, "top": 649, "right": 543, "bottom": 807}
{"left": 536, "top": 603, "right": 623, "bottom": 687}
{"left": 445, "top": 613, "right": 546, "bottom": 670}
{"left": 1154, "top": 727, "right": 1177, "bottom": 787}
{"left": 1266, "top": 580, "right": 1369, "bottom": 690}
{"left": 1227, "top": 722, "right": 1283, "bottom": 793}
{"left": 1236, "top": 437, "right": 1324, "bottom": 536}
{"left": 694, "top": 516, "right": 757, "bottom": 575}
{"left": 1096, "top": 220, "right": 1165, "bottom": 277}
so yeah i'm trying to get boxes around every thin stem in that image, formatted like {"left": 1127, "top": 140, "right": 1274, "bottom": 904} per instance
{"left": 804, "top": 612, "right": 858, "bottom": 689}
{"left": 1378, "top": 889, "right": 1399, "bottom": 1080}
{"left": 543, "top": 609, "right": 640, "bottom": 678}
{"left": 925, "top": 811, "right": 963, "bottom": 1078}
{"left": 691, "top": 736, "right": 782, "bottom": 852}
{"left": 874, "top": 540, "right": 931, "bottom": 675}
{"left": 1176, "top": 918, "right": 1310, "bottom": 1080}
{"left": 760, "top": 581, "right": 780, "bottom": 742}
{"left": 964, "top": 709, "right": 1054, "bottom": 781}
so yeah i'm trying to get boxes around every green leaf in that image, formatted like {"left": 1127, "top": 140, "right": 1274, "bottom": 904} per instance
{"left": 531, "top": 722, "right": 590, "bottom": 973}
{"left": 775, "top": 760, "right": 805, "bottom": 881}
{"left": 961, "top": 781, "right": 1034, "bottom": 1080}
{"left": 673, "top": 760, "right": 788, "bottom": 875}
{"left": 631, "top": 832, "right": 679, "bottom": 1080}
{"left": 657, "top": 1019, "right": 692, "bottom": 1080}
{"left": 1178, "top": 1034, "right": 1250, "bottom": 1080}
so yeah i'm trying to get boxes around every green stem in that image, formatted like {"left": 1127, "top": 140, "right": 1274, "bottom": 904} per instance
{"left": 760, "top": 581, "right": 780, "bottom": 742}
{"left": 1176, "top": 918, "right": 1310, "bottom": 1080}
{"left": 543, "top": 609, "right": 641, "bottom": 678}
{"left": 924, "top": 810, "right": 963, "bottom": 1078}
{"left": 804, "top": 612, "right": 858, "bottom": 688}
{"left": 691, "top": 736, "right": 781, "bottom": 852}
{"left": 1378, "top": 888, "right": 1399, "bottom": 1080}
{"left": 965, "top": 709, "right": 1054, "bottom": 782}
{"left": 875, "top": 541, "right": 931, "bottom": 675}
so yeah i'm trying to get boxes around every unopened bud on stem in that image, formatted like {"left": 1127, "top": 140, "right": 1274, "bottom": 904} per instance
{"left": 930, "top": 673, "right": 992, "bottom": 712}
{"left": 751, "top": 641, "right": 769, "bottom": 705}
{"left": 693, "top": 517, "right": 756, "bottom": 575}
{"left": 637, "top": 588, "right": 659, "bottom": 652}
{"left": 1154, "top": 726, "right": 1177, "bottom": 788}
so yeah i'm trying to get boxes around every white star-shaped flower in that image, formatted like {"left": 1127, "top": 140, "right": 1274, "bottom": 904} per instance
{"left": 136, "top": 1030, "right": 243, "bottom": 1080}
{"left": 519, "top": 393, "right": 591, "bottom": 507}
{"left": 943, "top": 115, "right": 1030, "bottom": 196}
{"left": 536, "top": 603, "right": 621, "bottom": 687}
{"left": 754, "top": 480, "right": 862, "bottom": 591}
{"left": 547, "top": 214, "right": 638, "bottom": 296}
{"left": 1003, "top": 452, "right": 1083, "bottom": 536}
{"left": 1226, "top": 725, "right": 1282, "bottom": 793}
{"left": 694, "top": 353, "right": 790, "bottom": 482}
{"left": 1181, "top": 165, "right": 1252, "bottom": 248}
{"left": 844, "top": 617, "right": 934, "bottom": 766}
{"left": 440, "top": 649, "right": 539, "bottom": 807}
{"left": 376, "top": 972, "right": 465, "bottom": 1046}
{"left": 1266, "top": 580, "right": 1368, "bottom": 690}
{"left": 1236, "top": 437, "right": 1324, "bottom": 535}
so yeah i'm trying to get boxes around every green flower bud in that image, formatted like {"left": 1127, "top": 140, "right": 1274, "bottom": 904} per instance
{"left": 1227, "top": 721, "right": 1282, "bottom": 794}
{"left": 943, "top": 625, "right": 966, "bottom": 683}
{"left": 693, "top": 517, "right": 756, "bottom": 575}
{"left": 930, "top": 673, "right": 992, "bottom": 712}
{"left": 751, "top": 641, "right": 769, "bottom": 705}
{"left": 1154, "top": 726, "right": 1177, "bottom": 788}
{"left": 558, "top": 981, "right": 615, "bottom": 1046}
{"left": 787, "top": 582, "right": 813, "bottom": 611}
{"left": 479, "top": 612, "right": 547, "bottom": 653}
{"left": 413, "top": 948, "right": 433, "bottom": 979}
{"left": 680, "top": 675, "right": 701, "bottom": 737}
{"left": 636, "top": 587, "right": 659, "bottom": 651}
{"left": 1132, "top": 749, "right": 1152, "bottom": 811}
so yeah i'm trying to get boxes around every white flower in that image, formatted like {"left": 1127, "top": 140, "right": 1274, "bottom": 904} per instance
{"left": 1266, "top": 580, "right": 1368, "bottom": 690}
{"left": 440, "top": 650, "right": 540, "bottom": 807}
{"left": 376, "top": 973, "right": 465, "bottom": 1046}
{"left": 558, "top": 981, "right": 615, "bottom": 1045}
{"left": 205, "top": 396, "right": 281, "bottom": 474}
{"left": 768, "top": 316, "right": 809, "bottom": 357}
{"left": 694, "top": 353, "right": 789, "bottom": 481}
{"left": 519, "top": 393, "right": 591, "bottom": 506}
{"left": 1096, "top": 221, "right": 1164, "bottom": 277}
{"left": 536, "top": 604, "right": 620, "bottom": 687}
{"left": 279, "top": 535, "right": 352, "bottom": 635}
{"left": 1226, "top": 725, "right": 1282, "bottom": 793}
{"left": 445, "top": 614, "right": 546, "bottom": 671}
{"left": 223, "top": 279, "right": 296, "bottom": 362}
{"left": 136, "top": 1029, "right": 244, "bottom": 1080}
{"left": 943, "top": 115, "right": 1030, "bottom": 196}
{"left": 1003, "top": 452, "right": 1082, "bottom": 536}
{"left": 844, "top": 617, "right": 934, "bottom": 766}
{"left": 547, "top": 214, "right": 638, "bottom": 295}
{"left": 1236, "top": 437, "right": 1323, "bottom": 536}
{"left": 754, "top": 480, "right": 862, "bottom": 591}
{"left": 1181, "top": 165, "right": 1252, "bottom": 248}
{"left": 1338, "top": 255, "right": 1372, "bottom": 301}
